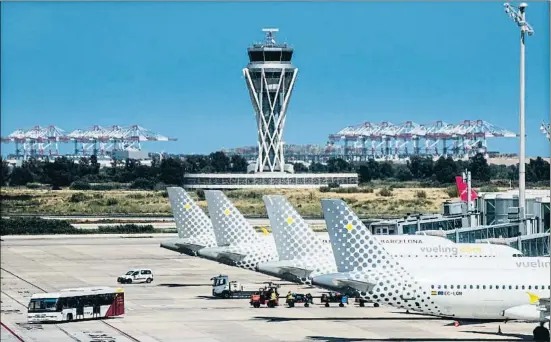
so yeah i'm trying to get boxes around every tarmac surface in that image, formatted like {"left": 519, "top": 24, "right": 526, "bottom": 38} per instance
{"left": 1, "top": 236, "right": 538, "bottom": 342}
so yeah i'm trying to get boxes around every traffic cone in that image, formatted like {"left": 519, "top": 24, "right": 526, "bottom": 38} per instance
{"left": 497, "top": 325, "right": 502, "bottom": 335}
{"left": 454, "top": 321, "right": 460, "bottom": 327}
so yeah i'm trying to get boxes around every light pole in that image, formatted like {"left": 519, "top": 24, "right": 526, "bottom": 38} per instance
{"left": 503, "top": 2, "right": 534, "bottom": 235}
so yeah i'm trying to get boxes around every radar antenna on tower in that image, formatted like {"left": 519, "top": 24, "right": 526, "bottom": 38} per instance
{"left": 262, "top": 28, "right": 279, "bottom": 46}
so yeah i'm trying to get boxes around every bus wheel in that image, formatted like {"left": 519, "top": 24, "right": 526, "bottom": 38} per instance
{"left": 66, "top": 313, "right": 73, "bottom": 321}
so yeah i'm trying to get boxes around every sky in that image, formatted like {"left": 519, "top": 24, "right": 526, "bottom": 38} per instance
{"left": 1, "top": 1, "right": 550, "bottom": 157}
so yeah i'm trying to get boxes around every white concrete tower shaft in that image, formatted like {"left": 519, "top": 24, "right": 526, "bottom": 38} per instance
{"left": 243, "top": 28, "right": 298, "bottom": 173}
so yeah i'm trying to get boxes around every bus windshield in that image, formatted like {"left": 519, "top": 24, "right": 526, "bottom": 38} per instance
{"left": 28, "top": 298, "right": 58, "bottom": 312}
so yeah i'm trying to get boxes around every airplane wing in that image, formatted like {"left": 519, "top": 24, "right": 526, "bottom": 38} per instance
{"left": 175, "top": 242, "right": 205, "bottom": 254}
{"left": 278, "top": 266, "right": 313, "bottom": 280}
{"left": 331, "top": 278, "right": 376, "bottom": 293}
{"left": 217, "top": 251, "right": 246, "bottom": 263}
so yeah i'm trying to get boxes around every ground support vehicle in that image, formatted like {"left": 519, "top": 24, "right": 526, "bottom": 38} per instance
{"left": 250, "top": 284, "right": 281, "bottom": 308}
{"left": 27, "top": 287, "right": 125, "bottom": 323}
{"left": 117, "top": 269, "right": 153, "bottom": 284}
{"left": 287, "top": 293, "right": 313, "bottom": 308}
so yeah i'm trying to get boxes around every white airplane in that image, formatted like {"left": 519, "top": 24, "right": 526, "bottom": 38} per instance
{"left": 159, "top": 187, "right": 217, "bottom": 255}
{"left": 257, "top": 195, "right": 525, "bottom": 285}
{"left": 196, "top": 190, "right": 279, "bottom": 271}
{"left": 312, "top": 199, "right": 550, "bottom": 341}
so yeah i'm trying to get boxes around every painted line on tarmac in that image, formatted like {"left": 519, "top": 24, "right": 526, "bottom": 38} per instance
{"left": 1, "top": 321, "right": 26, "bottom": 342}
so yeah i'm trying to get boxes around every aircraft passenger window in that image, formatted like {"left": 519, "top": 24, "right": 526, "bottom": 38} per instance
{"left": 516, "top": 285, "right": 519, "bottom": 289}
{"left": 489, "top": 286, "right": 492, "bottom": 289}
{"left": 443, "top": 285, "right": 447, "bottom": 289}
{"left": 482, "top": 285, "right": 486, "bottom": 289}
{"left": 431, "top": 285, "right": 434, "bottom": 289}
{"left": 502, "top": 285, "right": 505, "bottom": 289}
{"left": 476, "top": 285, "right": 480, "bottom": 289}
{"left": 450, "top": 285, "right": 454, "bottom": 289}
{"left": 463, "top": 285, "right": 467, "bottom": 289}
{"left": 438, "top": 285, "right": 441, "bottom": 289}
{"left": 509, "top": 286, "right": 512, "bottom": 289}
{"left": 528, "top": 286, "right": 532, "bottom": 290}
{"left": 535, "top": 286, "right": 538, "bottom": 290}
{"left": 470, "top": 285, "right": 473, "bottom": 289}
{"left": 521, "top": 286, "right": 525, "bottom": 289}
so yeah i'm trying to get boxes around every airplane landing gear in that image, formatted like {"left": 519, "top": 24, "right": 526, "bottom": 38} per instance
{"left": 533, "top": 323, "right": 550, "bottom": 342}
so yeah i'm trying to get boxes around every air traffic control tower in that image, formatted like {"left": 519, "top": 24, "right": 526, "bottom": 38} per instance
{"left": 243, "top": 28, "right": 297, "bottom": 174}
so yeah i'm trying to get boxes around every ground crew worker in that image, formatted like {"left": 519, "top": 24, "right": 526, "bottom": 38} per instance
{"left": 270, "top": 290, "right": 277, "bottom": 307}
{"left": 286, "top": 291, "right": 294, "bottom": 306}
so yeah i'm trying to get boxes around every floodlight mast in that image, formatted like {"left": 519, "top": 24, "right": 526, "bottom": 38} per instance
{"left": 503, "top": 2, "right": 534, "bottom": 234}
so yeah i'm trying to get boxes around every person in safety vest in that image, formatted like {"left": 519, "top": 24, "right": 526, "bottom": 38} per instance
{"left": 270, "top": 290, "right": 277, "bottom": 307}
{"left": 286, "top": 291, "right": 294, "bottom": 306}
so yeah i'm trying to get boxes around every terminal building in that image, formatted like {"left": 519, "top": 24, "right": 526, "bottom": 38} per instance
{"left": 367, "top": 189, "right": 549, "bottom": 256}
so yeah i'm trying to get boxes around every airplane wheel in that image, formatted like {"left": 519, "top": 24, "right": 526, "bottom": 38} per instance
{"left": 324, "top": 303, "right": 329, "bottom": 308}
{"left": 304, "top": 303, "right": 309, "bottom": 308}
{"left": 533, "top": 326, "right": 550, "bottom": 342}
{"left": 359, "top": 301, "right": 365, "bottom": 307}
{"left": 373, "top": 303, "right": 379, "bottom": 308}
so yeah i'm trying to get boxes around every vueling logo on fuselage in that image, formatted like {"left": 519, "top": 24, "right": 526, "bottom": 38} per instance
{"left": 420, "top": 245, "right": 483, "bottom": 255}
{"left": 516, "top": 259, "right": 550, "bottom": 268}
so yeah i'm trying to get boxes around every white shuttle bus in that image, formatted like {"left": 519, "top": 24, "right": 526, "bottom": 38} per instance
{"left": 27, "top": 287, "right": 125, "bottom": 323}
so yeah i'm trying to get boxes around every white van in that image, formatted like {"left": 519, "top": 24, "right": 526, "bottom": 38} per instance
{"left": 117, "top": 269, "right": 153, "bottom": 284}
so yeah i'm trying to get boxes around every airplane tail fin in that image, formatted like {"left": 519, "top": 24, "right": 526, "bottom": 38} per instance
{"left": 166, "top": 187, "right": 216, "bottom": 244}
{"left": 321, "top": 199, "right": 405, "bottom": 274}
{"left": 455, "top": 176, "right": 479, "bottom": 201}
{"left": 263, "top": 195, "right": 329, "bottom": 261}
{"left": 204, "top": 190, "right": 260, "bottom": 246}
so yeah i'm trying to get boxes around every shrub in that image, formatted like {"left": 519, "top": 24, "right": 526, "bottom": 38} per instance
{"left": 89, "top": 183, "right": 125, "bottom": 191}
{"left": 154, "top": 182, "right": 167, "bottom": 191}
{"left": 196, "top": 189, "right": 205, "bottom": 201}
{"left": 327, "top": 182, "right": 340, "bottom": 189}
{"left": 26, "top": 182, "right": 42, "bottom": 189}
{"left": 106, "top": 198, "right": 119, "bottom": 206}
{"left": 0, "top": 218, "right": 159, "bottom": 236}
{"left": 97, "top": 224, "right": 155, "bottom": 234}
{"left": 378, "top": 187, "right": 393, "bottom": 197}
{"left": 319, "top": 186, "right": 330, "bottom": 193}
{"left": 415, "top": 190, "right": 427, "bottom": 199}
{"left": 70, "top": 181, "right": 91, "bottom": 190}
{"left": 130, "top": 178, "right": 155, "bottom": 190}
{"left": 479, "top": 184, "right": 499, "bottom": 193}
{"left": 445, "top": 185, "right": 458, "bottom": 198}
{"left": 1, "top": 218, "right": 76, "bottom": 235}
{"left": 69, "top": 192, "right": 88, "bottom": 203}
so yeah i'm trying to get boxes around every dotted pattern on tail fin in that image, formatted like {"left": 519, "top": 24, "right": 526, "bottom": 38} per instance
{"left": 166, "top": 187, "right": 217, "bottom": 247}
{"left": 322, "top": 199, "right": 442, "bottom": 315}
{"left": 264, "top": 195, "right": 332, "bottom": 261}
{"left": 262, "top": 195, "right": 338, "bottom": 283}
{"left": 205, "top": 190, "right": 260, "bottom": 246}
{"left": 204, "top": 190, "right": 279, "bottom": 271}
